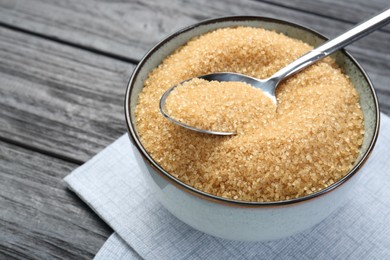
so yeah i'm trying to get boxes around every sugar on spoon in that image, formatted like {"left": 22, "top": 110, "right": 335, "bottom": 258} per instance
{"left": 160, "top": 8, "right": 390, "bottom": 136}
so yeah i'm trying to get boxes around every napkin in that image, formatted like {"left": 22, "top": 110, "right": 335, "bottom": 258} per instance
{"left": 64, "top": 113, "right": 390, "bottom": 259}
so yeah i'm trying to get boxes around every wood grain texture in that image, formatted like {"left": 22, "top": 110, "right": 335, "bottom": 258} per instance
{"left": 256, "top": 0, "right": 390, "bottom": 33}
{"left": 0, "top": 26, "right": 134, "bottom": 163}
{"left": 0, "top": 140, "right": 112, "bottom": 259}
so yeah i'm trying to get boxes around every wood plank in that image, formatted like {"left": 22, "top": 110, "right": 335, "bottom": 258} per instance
{"left": 0, "top": 26, "right": 134, "bottom": 163}
{"left": 0, "top": 140, "right": 112, "bottom": 259}
{"left": 0, "top": 0, "right": 388, "bottom": 61}
{"left": 256, "top": 0, "right": 390, "bottom": 33}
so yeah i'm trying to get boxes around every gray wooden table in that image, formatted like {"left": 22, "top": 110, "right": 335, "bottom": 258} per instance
{"left": 0, "top": 0, "right": 389, "bottom": 259}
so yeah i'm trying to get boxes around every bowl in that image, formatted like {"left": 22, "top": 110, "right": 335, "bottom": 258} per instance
{"left": 124, "top": 16, "right": 380, "bottom": 241}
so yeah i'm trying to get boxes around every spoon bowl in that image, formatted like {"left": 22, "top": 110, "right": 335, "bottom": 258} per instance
{"left": 159, "top": 72, "right": 277, "bottom": 135}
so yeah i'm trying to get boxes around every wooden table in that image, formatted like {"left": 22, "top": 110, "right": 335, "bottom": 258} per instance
{"left": 0, "top": 0, "right": 389, "bottom": 259}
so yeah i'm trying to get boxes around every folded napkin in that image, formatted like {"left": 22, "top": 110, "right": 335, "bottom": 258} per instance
{"left": 65, "top": 113, "right": 390, "bottom": 260}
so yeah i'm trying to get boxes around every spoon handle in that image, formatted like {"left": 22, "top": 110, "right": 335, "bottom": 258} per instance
{"left": 271, "top": 8, "right": 390, "bottom": 82}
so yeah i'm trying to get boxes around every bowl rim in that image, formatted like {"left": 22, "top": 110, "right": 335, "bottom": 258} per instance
{"left": 124, "top": 15, "right": 380, "bottom": 207}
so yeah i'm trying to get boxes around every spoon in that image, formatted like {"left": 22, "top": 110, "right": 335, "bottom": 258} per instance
{"left": 160, "top": 8, "right": 390, "bottom": 136}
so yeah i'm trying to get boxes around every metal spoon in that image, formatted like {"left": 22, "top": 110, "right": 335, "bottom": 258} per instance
{"left": 160, "top": 8, "right": 390, "bottom": 136}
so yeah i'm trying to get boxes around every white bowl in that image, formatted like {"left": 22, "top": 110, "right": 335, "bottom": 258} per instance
{"left": 125, "top": 16, "right": 380, "bottom": 241}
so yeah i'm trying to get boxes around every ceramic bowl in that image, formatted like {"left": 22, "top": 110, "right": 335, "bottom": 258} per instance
{"left": 124, "top": 16, "right": 380, "bottom": 241}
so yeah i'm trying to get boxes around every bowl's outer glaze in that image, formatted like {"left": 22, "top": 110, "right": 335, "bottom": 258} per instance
{"left": 125, "top": 17, "right": 379, "bottom": 241}
{"left": 131, "top": 142, "right": 361, "bottom": 241}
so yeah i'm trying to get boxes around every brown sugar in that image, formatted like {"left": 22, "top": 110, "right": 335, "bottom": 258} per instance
{"left": 135, "top": 26, "right": 364, "bottom": 202}
{"left": 164, "top": 78, "right": 276, "bottom": 133}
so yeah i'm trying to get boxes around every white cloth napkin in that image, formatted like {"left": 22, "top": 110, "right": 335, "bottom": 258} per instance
{"left": 64, "top": 113, "right": 390, "bottom": 260}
